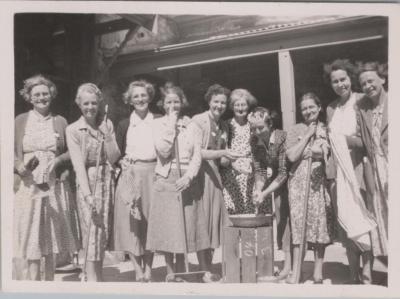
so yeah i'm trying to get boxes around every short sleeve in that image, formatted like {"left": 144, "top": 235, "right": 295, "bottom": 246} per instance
{"left": 286, "top": 123, "right": 306, "bottom": 149}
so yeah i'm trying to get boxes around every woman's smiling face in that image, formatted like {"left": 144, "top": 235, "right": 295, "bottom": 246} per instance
{"left": 130, "top": 86, "right": 150, "bottom": 113}
{"left": 232, "top": 97, "right": 249, "bottom": 119}
{"left": 30, "top": 84, "right": 52, "bottom": 114}
{"left": 359, "top": 70, "right": 385, "bottom": 101}
{"left": 78, "top": 91, "right": 99, "bottom": 121}
{"left": 209, "top": 93, "right": 228, "bottom": 120}
{"left": 300, "top": 98, "right": 321, "bottom": 124}
{"left": 330, "top": 69, "right": 352, "bottom": 99}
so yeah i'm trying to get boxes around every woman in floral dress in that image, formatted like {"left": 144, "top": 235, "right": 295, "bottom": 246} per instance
{"left": 66, "top": 83, "right": 120, "bottom": 281}
{"left": 14, "top": 75, "right": 77, "bottom": 280}
{"left": 286, "top": 92, "right": 334, "bottom": 284}
{"left": 220, "top": 89, "right": 257, "bottom": 214}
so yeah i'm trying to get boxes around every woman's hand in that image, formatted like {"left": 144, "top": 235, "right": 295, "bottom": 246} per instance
{"left": 252, "top": 189, "right": 266, "bottom": 206}
{"left": 119, "top": 157, "right": 130, "bottom": 171}
{"left": 47, "top": 157, "right": 61, "bottom": 174}
{"left": 220, "top": 156, "right": 231, "bottom": 167}
{"left": 305, "top": 122, "right": 317, "bottom": 140}
{"left": 85, "top": 194, "right": 96, "bottom": 209}
{"left": 25, "top": 155, "right": 39, "bottom": 172}
{"left": 176, "top": 176, "right": 191, "bottom": 192}
{"left": 222, "top": 149, "right": 243, "bottom": 161}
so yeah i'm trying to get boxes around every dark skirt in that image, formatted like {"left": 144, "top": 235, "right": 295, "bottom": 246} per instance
{"left": 146, "top": 169, "right": 210, "bottom": 253}
{"left": 199, "top": 161, "right": 230, "bottom": 249}
{"left": 113, "top": 161, "right": 156, "bottom": 256}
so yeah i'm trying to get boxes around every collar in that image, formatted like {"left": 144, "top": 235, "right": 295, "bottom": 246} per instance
{"left": 269, "top": 130, "right": 276, "bottom": 145}
{"left": 77, "top": 116, "right": 89, "bottom": 130}
{"left": 31, "top": 109, "right": 52, "bottom": 121}
{"left": 131, "top": 111, "right": 153, "bottom": 126}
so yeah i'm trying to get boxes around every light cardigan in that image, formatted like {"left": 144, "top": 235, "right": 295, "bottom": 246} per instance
{"left": 153, "top": 115, "right": 201, "bottom": 181}
{"left": 191, "top": 111, "right": 229, "bottom": 150}
{"left": 66, "top": 116, "right": 120, "bottom": 198}
{"left": 14, "top": 111, "right": 70, "bottom": 178}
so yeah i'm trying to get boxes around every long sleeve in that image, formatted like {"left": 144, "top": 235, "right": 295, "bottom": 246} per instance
{"left": 55, "top": 116, "right": 70, "bottom": 164}
{"left": 273, "top": 133, "right": 288, "bottom": 186}
{"left": 346, "top": 109, "right": 364, "bottom": 149}
{"left": 154, "top": 117, "right": 177, "bottom": 159}
{"left": 116, "top": 119, "right": 128, "bottom": 155}
{"left": 183, "top": 123, "right": 202, "bottom": 181}
{"left": 66, "top": 125, "right": 91, "bottom": 198}
{"left": 14, "top": 114, "right": 27, "bottom": 175}
{"left": 101, "top": 119, "right": 121, "bottom": 165}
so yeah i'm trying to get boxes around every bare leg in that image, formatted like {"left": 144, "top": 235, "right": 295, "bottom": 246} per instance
{"left": 346, "top": 243, "right": 361, "bottom": 284}
{"left": 129, "top": 253, "right": 144, "bottom": 281}
{"left": 85, "top": 261, "right": 97, "bottom": 281}
{"left": 197, "top": 250, "right": 209, "bottom": 272}
{"left": 361, "top": 251, "right": 373, "bottom": 284}
{"left": 94, "top": 260, "right": 104, "bottom": 282}
{"left": 43, "top": 254, "right": 55, "bottom": 281}
{"left": 164, "top": 253, "right": 175, "bottom": 277}
{"left": 277, "top": 250, "right": 291, "bottom": 279}
{"left": 313, "top": 245, "right": 326, "bottom": 282}
{"left": 27, "top": 259, "right": 41, "bottom": 281}
{"left": 143, "top": 251, "right": 154, "bottom": 281}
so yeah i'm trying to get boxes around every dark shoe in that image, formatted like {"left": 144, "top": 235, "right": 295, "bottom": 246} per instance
{"left": 274, "top": 269, "right": 290, "bottom": 281}
{"left": 202, "top": 272, "right": 221, "bottom": 283}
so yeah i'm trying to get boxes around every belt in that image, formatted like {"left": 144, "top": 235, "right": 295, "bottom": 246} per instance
{"left": 123, "top": 156, "right": 156, "bottom": 164}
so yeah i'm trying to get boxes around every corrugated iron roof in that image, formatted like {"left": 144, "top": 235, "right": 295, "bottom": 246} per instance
{"left": 158, "top": 15, "right": 364, "bottom": 51}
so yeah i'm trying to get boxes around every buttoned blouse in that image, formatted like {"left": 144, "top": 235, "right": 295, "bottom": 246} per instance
{"left": 125, "top": 111, "right": 157, "bottom": 161}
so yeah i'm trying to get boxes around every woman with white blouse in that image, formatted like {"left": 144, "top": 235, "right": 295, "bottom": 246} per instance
{"left": 113, "top": 80, "right": 161, "bottom": 282}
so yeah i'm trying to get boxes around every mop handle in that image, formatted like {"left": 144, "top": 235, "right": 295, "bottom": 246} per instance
{"left": 82, "top": 104, "right": 108, "bottom": 281}
{"left": 173, "top": 126, "right": 190, "bottom": 273}
{"left": 293, "top": 124, "right": 316, "bottom": 284}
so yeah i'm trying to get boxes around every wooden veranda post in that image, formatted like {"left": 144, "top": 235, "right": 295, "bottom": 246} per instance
{"left": 278, "top": 51, "right": 296, "bottom": 131}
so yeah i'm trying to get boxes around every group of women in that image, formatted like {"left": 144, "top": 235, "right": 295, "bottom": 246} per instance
{"left": 13, "top": 58, "right": 388, "bottom": 285}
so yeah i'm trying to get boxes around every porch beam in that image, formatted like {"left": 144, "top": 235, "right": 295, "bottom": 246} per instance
{"left": 278, "top": 51, "right": 296, "bottom": 131}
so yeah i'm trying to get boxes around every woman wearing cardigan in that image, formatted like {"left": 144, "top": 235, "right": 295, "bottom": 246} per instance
{"left": 66, "top": 83, "right": 120, "bottom": 281}
{"left": 349, "top": 62, "right": 388, "bottom": 268}
{"left": 146, "top": 83, "right": 209, "bottom": 281}
{"left": 14, "top": 75, "right": 76, "bottom": 280}
{"left": 192, "top": 84, "right": 242, "bottom": 282}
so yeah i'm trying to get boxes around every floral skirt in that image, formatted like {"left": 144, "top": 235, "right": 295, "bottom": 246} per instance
{"left": 77, "top": 165, "right": 114, "bottom": 262}
{"left": 13, "top": 173, "right": 77, "bottom": 260}
{"left": 288, "top": 160, "right": 334, "bottom": 245}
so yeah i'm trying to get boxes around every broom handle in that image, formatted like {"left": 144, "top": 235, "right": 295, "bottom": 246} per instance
{"left": 82, "top": 105, "right": 108, "bottom": 281}
{"left": 174, "top": 132, "right": 190, "bottom": 273}
{"left": 293, "top": 132, "right": 315, "bottom": 284}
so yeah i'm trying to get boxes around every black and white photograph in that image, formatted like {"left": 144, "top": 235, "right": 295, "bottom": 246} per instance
{"left": 1, "top": 1, "right": 399, "bottom": 297}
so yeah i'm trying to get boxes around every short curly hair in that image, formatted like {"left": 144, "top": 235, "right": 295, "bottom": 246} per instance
{"left": 323, "top": 58, "right": 357, "bottom": 87}
{"left": 229, "top": 88, "right": 258, "bottom": 111}
{"left": 299, "top": 92, "right": 322, "bottom": 107}
{"left": 19, "top": 74, "right": 57, "bottom": 103}
{"left": 123, "top": 80, "right": 155, "bottom": 105}
{"left": 204, "top": 84, "right": 231, "bottom": 105}
{"left": 157, "top": 82, "right": 189, "bottom": 112}
{"left": 75, "top": 83, "right": 103, "bottom": 105}
{"left": 356, "top": 61, "right": 388, "bottom": 79}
